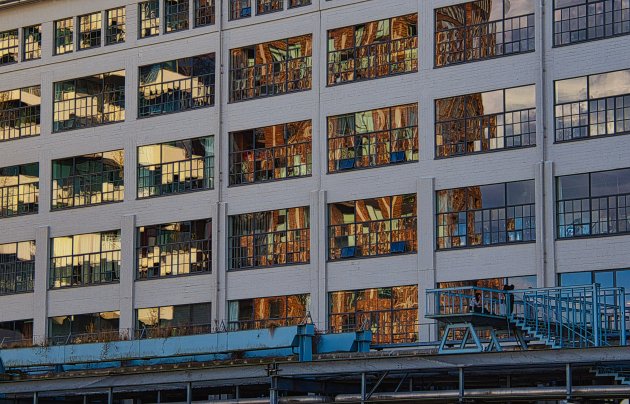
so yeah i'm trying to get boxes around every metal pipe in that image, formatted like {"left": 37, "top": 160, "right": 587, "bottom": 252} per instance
{"left": 207, "top": 397, "right": 331, "bottom": 404}
{"left": 187, "top": 382, "right": 192, "bottom": 404}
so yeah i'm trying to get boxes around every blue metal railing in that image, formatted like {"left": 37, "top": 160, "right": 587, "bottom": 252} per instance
{"left": 426, "top": 286, "right": 509, "bottom": 317}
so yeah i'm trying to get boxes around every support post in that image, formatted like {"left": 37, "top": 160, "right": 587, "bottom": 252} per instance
{"left": 157, "top": 391, "right": 161, "bottom": 404}
{"left": 270, "top": 376, "right": 278, "bottom": 404}
{"left": 108, "top": 388, "right": 113, "bottom": 404}
{"left": 566, "top": 363, "right": 572, "bottom": 401}
{"left": 459, "top": 368, "right": 464, "bottom": 403}
{"left": 186, "top": 382, "right": 192, "bottom": 404}
{"left": 33, "top": 392, "right": 38, "bottom": 404}
{"left": 361, "top": 373, "right": 366, "bottom": 404}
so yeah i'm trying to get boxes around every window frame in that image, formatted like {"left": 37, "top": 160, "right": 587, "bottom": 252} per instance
{"left": 54, "top": 17, "right": 74, "bottom": 55}
{"left": 256, "top": 0, "right": 283, "bottom": 16}
{"left": 77, "top": 11, "right": 103, "bottom": 51}
{"left": 0, "top": 162, "right": 39, "bottom": 218}
{"left": 164, "top": 0, "right": 190, "bottom": 33}
{"left": 0, "top": 241, "right": 36, "bottom": 296}
{"left": 229, "top": 0, "right": 252, "bottom": 21}
{"left": 0, "top": 28, "right": 19, "bottom": 66}
{"left": 22, "top": 24, "right": 42, "bottom": 61}
{"left": 139, "top": 0, "right": 161, "bottom": 39}
{"left": 136, "top": 302, "right": 212, "bottom": 338}
{"left": 105, "top": 7, "right": 126, "bottom": 46}
{"left": 194, "top": 0, "right": 215, "bottom": 27}
{"left": 0, "top": 85, "right": 41, "bottom": 142}
{"left": 228, "top": 294, "right": 310, "bottom": 330}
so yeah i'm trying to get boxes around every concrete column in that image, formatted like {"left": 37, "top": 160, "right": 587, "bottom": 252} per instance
{"left": 211, "top": 201, "right": 220, "bottom": 327}
{"left": 418, "top": 177, "right": 436, "bottom": 342}
{"left": 119, "top": 214, "right": 136, "bottom": 336}
{"left": 217, "top": 201, "right": 228, "bottom": 325}
{"left": 39, "top": 70, "right": 53, "bottom": 138}
{"left": 32, "top": 226, "right": 49, "bottom": 344}
{"left": 543, "top": 161, "right": 556, "bottom": 287}
{"left": 534, "top": 162, "right": 546, "bottom": 288}
{"left": 308, "top": 190, "right": 325, "bottom": 330}
{"left": 40, "top": 21, "right": 54, "bottom": 60}
{"left": 316, "top": 190, "right": 327, "bottom": 331}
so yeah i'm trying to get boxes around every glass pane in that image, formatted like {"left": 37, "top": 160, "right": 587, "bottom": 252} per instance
{"left": 559, "top": 272, "right": 592, "bottom": 286}
{"left": 557, "top": 174, "right": 589, "bottom": 200}
{"left": 505, "top": 85, "right": 536, "bottom": 111}
{"left": 507, "top": 180, "right": 535, "bottom": 205}
{"left": 556, "top": 77, "right": 587, "bottom": 104}
{"left": 588, "top": 70, "right": 630, "bottom": 100}
{"left": 591, "top": 169, "right": 630, "bottom": 197}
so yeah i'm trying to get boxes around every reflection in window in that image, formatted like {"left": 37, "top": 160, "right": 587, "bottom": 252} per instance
{"left": 137, "top": 219, "right": 212, "bottom": 279}
{"left": 136, "top": 303, "right": 211, "bottom": 338}
{"left": 48, "top": 311, "right": 120, "bottom": 345}
{"left": 435, "top": 0, "right": 535, "bottom": 67}
{"left": 53, "top": 71, "right": 125, "bottom": 132}
{"left": 229, "top": 207, "right": 310, "bottom": 270}
{"left": 437, "top": 180, "right": 535, "bottom": 249}
{"left": 0, "top": 85, "right": 41, "bottom": 141}
{"left": 139, "top": 0, "right": 160, "bottom": 38}
{"left": 165, "top": 0, "right": 189, "bottom": 33}
{"left": 328, "top": 14, "right": 418, "bottom": 86}
{"left": 55, "top": 18, "right": 74, "bottom": 55}
{"left": 23, "top": 25, "right": 42, "bottom": 60}
{"left": 138, "top": 136, "right": 214, "bottom": 198}
{"left": 139, "top": 54, "right": 215, "bottom": 117}
{"left": 329, "top": 194, "right": 417, "bottom": 260}
{"left": 195, "top": 0, "right": 215, "bottom": 27}
{"left": 230, "top": 0, "right": 252, "bottom": 20}
{"left": 50, "top": 231, "right": 121, "bottom": 288}
{"left": 436, "top": 85, "right": 536, "bottom": 157}
{"left": 0, "top": 241, "right": 35, "bottom": 296}
{"left": 328, "top": 104, "right": 418, "bottom": 172}
{"left": 257, "top": 0, "right": 282, "bottom": 15}
{"left": 0, "top": 320, "right": 33, "bottom": 348}
{"left": 289, "top": 0, "right": 311, "bottom": 8}
{"left": 554, "top": 0, "right": 630, "bottom": 46}
{"left": 230, "top": 35, "right": 312, "bottom": 102}
{"left": 555, "top": 69, "right": 630, "bottom": 142}
{"left": 330, "top": 285, "right": 418, "bottom": 344}
{"left": 0, "top": 29, "right": 18, "bottom": 65}
{"left": 228, "top": 294, "right": 310, "bottom": 330}
{"left": 106, "top": 7, "right": 126, "bottom": 45}
{"left": 78, "top": 12, "right": 102, "bottom": 50}
{"left": 559, "top": 269, "right": 630, "bottom": 307}
{"left": 557, "top": 168, "right": 630, "bottom": 238}
{"left": 52, "top": 151, "right": 124, "bottom": 210}
{"left": 229, "top": 120, "right": 312, "bottom": 185}
{"left": 0, "top": 163, "right": 38, "bottom": 218}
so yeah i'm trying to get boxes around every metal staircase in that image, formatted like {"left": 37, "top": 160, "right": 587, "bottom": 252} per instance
{"left": 591, "top": 366, "right": 630, "bottom": 386}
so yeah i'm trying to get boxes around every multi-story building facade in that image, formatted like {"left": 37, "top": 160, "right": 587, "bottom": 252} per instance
{"left": 1, "top": 0, "right": 630, "bottom": 393}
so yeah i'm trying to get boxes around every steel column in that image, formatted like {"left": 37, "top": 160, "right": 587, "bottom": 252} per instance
{"left": 566, "top": 363, "right": 572, "bottom": 401}
{"left": 32, "top": 392, "right": 38, "bottom": 404}
{"left": 107, "top": 388, "right": 113, "bottom": 404}
{"left": 459, "top": 368, "right": 464, "bottom": 403}
{"left": 361, "top": 373, "right": 366, "bottom": 404}
{"left": 187, "top": 382, "right": 192, "bottom": 404}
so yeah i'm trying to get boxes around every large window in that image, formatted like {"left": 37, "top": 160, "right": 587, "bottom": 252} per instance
{"left": 137, "top": 219, "right": 212, "bottom": 279}
{"left": 23, "top": 25, "right": 42, "bottom": 60}
{"left": 0, "top": 29, "right": 18, "bottom": 66}
{"left": 435, "top": 0, "right": 535, "bottom": 67}
{"left": 329, "top": 285, "right": 418, "bottom": 345}
{"left": 78, "top": 12, "right": 102, "bottom": 50}
{"left": 54, "top": 18, "right": 74, "bottom": 55}
{"left": 230, "top": 35, "right": 312, "bottom": 102}
{"left": 327, "top": 14, "right": 418, "bottom": 86}
{"left": 437, "top": 180, "right": 535, "bottom": 249}
{"left": 165, "top": 0, "right": 189, "bottom": 33}
{"left": 439, "top": 275, "right": 537, "bottom": 290}
{"left": 557, "top": 168, "right": 630, "bottom": 238}
{"left": 289, "top": 0, "right": 311, "bottom": 8}
{"left": 229, "top": 207, "right": 310, "bottom": 270}
{"left": 0, "top": 86, "right": 40, "bottom": 141}
{"left": 50, "top": 230, "right": 121, "bottom": 288}
{"left": 136, "top": 303, "right": 211, "bottom": 338}
{"left": 0, "top": 320, "right": 33, "bottom": 348}
{"left": 257, "top": 0, "right": 282, "bottom": 15}
{"left": 139, "top": 54, "right": 215, "bottom": 117}
{"left": 555, "top": 69, "right": 630, "bottom": 142}
{"left": 195, "top": 0, "right": 215, "bottom": 27}
{"left": 52, "top": 151, "right": 124, "bottom": 210}
{"left": 0, "top": 241, "right": 35, "bottom": 295}
{"left": 230, "top": 0, "right": 252, "bottom": 20}
{"left": 138, "top": 136, "right": 214, "bottom": 198}
{"left": 228, "top": 294, "right": 310, "bottom": 330}
{"left": 560, "top": 269, "right": 630, "bottom": 304}
{"left": 229, "top": 120, "right": 312, "bottom": 185}
{"left": 436, "top": 85, "right": 536, "bottom": 157}
{"left": 328, "top": 194, "right": 417, "bottom": 260}
{"left": 0, "top": 163, "right": 38, "bottom": 218}
{"left": 106, "top": 7, "right": 126, "bottom": 45}
{"left": 328, "top": 104, "right": 418, "bottom": 173}
{"left": 53, "top": 71, "right": 125, "bottom": 132}
{"left": 554, "top": 0, "right": 630, "bottom": 46}
{"left": 139, "top": 0, "right": 160, "bottom": 38}
{"left": 48, "top": 311, "right": 120, "bottom": 345}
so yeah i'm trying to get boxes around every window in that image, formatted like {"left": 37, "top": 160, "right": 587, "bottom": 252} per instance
{"left": 555, "top": 69, "right": 630, "bottom": 142}
{"left": 138, "top": 136, "right": 214, "bottom": 198}
{"left": 289, "top": 0, "right": 311, "bottom": 8}
{"left": 136, "top": 303, "right": 211, "bottom": 338}
{"left": 54, "top": 18, "right": 74, "bottom": 55}
{"left": 78, "top": 12, "right": 102, "bottom": 50}
{"left": 228, "top": 207, "right": 310, "bottom": 270}
{"left": 436, "top": 85, "right": 536, "bottom": 157}
{"left": 52, "top": 151, "right": 124, "bottom": 210}
{"left": 328, "top": 103, "right": 418, "bottom": 172}
{"left": 229, "top": 120, "right": 312, "bottom": 185}
{"left": 137, "top": 219, "right": 212, "bottom": 279}
{"left": 557, "top": 168, "right": 630, "bottom": 238}
{"left": 48, "top": 311, "right": 120, "bottom": 345}
{"left": 0, "top": 163, "right": 38, "bottom": 218}
{"left": 435, "top": 0, "right": 535, "bottom": 67}
{"left": 23, "top": 25, "right": 41, "bottom": 60}
{"left": 439, "top": 275, "right": 537, "bottom": 290}
{"left": 554, "top": 0, "right": 630, "bottom": 46}
{"left": 53, "top": 70, "right": 125, "bottom": 132}
{"left": 329, "top": 285, "right": 418, "bottom": 344}
{"left": 559, "top": 269, "right": 630, "bottom": 306}
{"left": 0, "top": 241, "right": 35, "bottom": 295}
{"left": 0, "top": 29, "right": 18, "bottom": 65}
{"left": 165, "top": 0, "right": 189, "bottom": 33}
{"left": 257, "top": 0, "right": 283, "bottom": 15}
{"left": 327, "top": 14, "right": 418, "bottom": 86}
{"left": 106, "top": 7, "right": 126, "bottom": 45}
{"left": 328, "top": 194, "right": 417, "bottom": 260}
{"left": 50, "top": 230, "right": 121, "bottom": 288}
{"left": 139, "top": 54, "right": 215, "bottom": 117}
{"left": 228, "top": 294, "right": 310, "bottom": 330}
{"left": 0, "top": 85, "right": 41, "bottom": 141}
{"left": 139, "top": 0, "right": 160, "bottom": 38}
{"left": 0, "top": 320, "right": 33, "bottom": 348}
{"left": 230, "top": 0, "right": 252, "bottom": 20}
{"left": 230, "top": 35, "right": 312, "bottom": 102}
{"left": 437, "top": 180, "right": 536, "bottom": 249}
{"left": 195, "top": 0, "right": 215, "bottom": 27}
